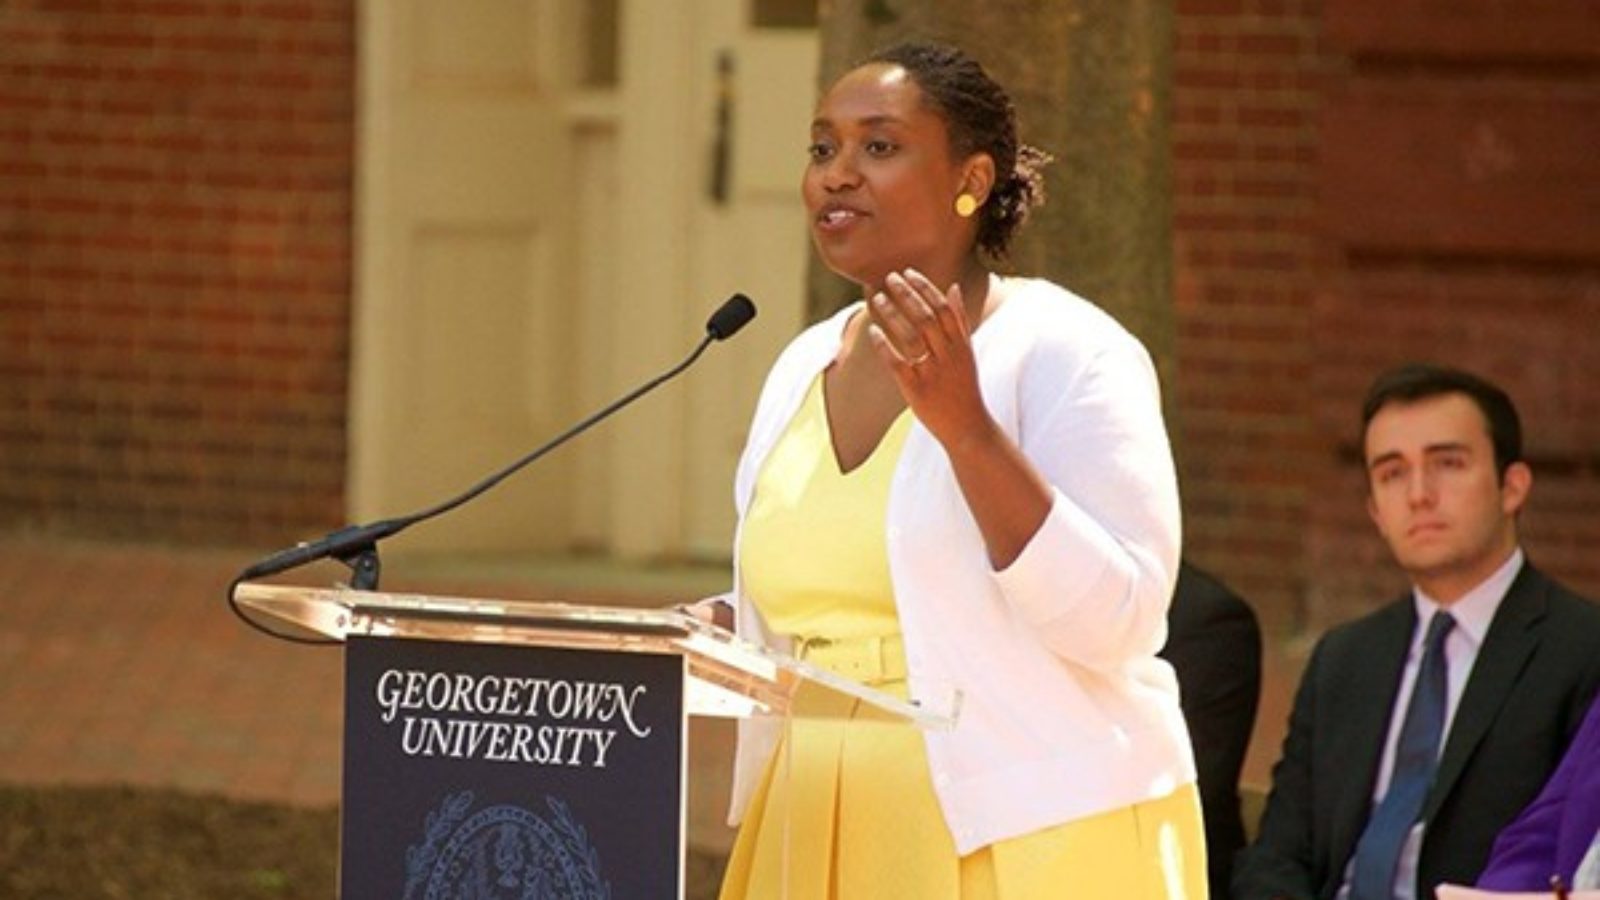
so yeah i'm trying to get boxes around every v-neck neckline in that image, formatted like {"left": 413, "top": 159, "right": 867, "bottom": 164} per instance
{"left": 818, "top": 375, "right": 913, "bottom": 476}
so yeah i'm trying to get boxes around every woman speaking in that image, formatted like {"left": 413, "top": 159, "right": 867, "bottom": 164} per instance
{"left": 716, "top": 41, "right": 1204, "bottom": 900}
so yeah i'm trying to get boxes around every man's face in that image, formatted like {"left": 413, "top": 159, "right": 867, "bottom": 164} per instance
{"left": 1364, "top": 392, "right": 1530, "bottom": 600}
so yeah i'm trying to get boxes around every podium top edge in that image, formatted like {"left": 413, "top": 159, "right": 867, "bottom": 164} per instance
{"left": 233, "top": 581, "right": 961, "bottom": 729}
{"left": 234, "top": 580, "right": 699, "bottom": 636}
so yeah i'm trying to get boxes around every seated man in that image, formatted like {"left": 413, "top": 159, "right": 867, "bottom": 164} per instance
{"left": 1161, "top": 560, "right": 1262, "bottom": 900}
{"left": 1233, "top": 363, "right": 1600, "bottom": 900}
{"left": 1477, "top": 691, "right": 1600, "bottom": 891}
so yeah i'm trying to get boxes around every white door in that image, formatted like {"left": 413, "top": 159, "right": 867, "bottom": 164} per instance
{"left": 351, "top": 0, "right": 580, "bottom": 554}
{"left": 607, "top": 0, "right": 818, "bottom": 561}
{"left": 683, "top": 5, "right": 820, "bottom": 559}
{"left": 352, "top": 0, "right": 817, "bottom": 562}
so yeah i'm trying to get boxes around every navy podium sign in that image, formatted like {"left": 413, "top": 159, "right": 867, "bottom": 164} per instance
{"left": 340, "top": 635, "right": 685, "bottom": 899}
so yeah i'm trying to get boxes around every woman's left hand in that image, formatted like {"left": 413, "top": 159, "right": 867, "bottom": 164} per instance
{"left": 869, "top": 267, "right": 1053, "bottom": 570}
{"left": 867, "top": 268, "right": 991, "bottom": 446}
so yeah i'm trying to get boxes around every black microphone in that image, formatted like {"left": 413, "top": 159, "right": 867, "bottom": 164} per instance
{"left": 236, "top": 519, "right": 406, "bottom": 583}
{"left": 234, "top": 294, "right": 758, "bottom": 588}
{"left": 706, "top": 292, "right": 756, "bottom": 340}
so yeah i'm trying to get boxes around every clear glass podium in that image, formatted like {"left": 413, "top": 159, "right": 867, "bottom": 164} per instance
{"left": 234, "top": 581, "right": 960, "bottom": 899}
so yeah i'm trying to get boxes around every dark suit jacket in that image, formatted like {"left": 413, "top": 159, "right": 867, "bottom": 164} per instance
{"left": 1233, "top": 563, "right": 1600, "bottom": 900}
{"left": 1478, "top": 691, "right": 1600, "bottom": 890}
{"left": 1162, "top": 561, "right": 1263, "bottom": 900}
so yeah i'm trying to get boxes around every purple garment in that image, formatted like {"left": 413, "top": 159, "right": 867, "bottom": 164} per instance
{"left": 1477, "top": 693, "right": 1600, "bottom": 890}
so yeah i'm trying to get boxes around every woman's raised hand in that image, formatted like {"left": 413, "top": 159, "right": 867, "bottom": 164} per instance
{"left": 866, "top": 268, "right": 991, "bottom": 447}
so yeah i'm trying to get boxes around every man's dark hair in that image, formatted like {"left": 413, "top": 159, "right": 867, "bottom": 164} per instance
{"left": 1361, "top": 363, "right": 1523, "bottom": 477}
{"left": 863, "top": 41, "right": 1051, "bottom": 259}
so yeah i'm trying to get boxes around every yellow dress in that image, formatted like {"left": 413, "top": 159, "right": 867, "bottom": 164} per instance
{"left": 720, "top": 375, "right": 1210, "bottom": 900}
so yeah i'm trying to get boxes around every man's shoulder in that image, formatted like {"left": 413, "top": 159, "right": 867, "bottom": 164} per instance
{"left": 1317, "top": 595, "right": 1411, "bottom": 646}
{"left": 1534, "top": 568, "right": 1599, "bottom": 609}
{"left": 1507, "top": 563, "right": 1600, "bottom": 627}
{"left": 1290, "top": 599, "right": 1412, "bottom": 699}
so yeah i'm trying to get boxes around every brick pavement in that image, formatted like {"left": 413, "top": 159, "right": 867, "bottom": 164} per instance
{"left": 0, "top": 538, "right": 341, "bottom": 806}
{"left": 0, "top": 536, "right": 740, "bottom": 854}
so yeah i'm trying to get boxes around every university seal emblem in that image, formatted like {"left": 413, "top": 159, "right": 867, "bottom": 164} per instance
{"left": 403, "top": 790, "right": 611, "bottom": 900}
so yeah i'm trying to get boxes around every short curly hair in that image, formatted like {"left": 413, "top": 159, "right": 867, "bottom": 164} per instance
{"left": 863, "top": 41, "right": 1051, "bottom": 259}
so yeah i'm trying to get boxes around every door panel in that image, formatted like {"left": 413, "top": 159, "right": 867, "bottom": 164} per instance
{"left": 352, "top": 0, "right": 575, "bottom": 553}
{"left": 680, "top": 14, "right": 818, "bottom": 559}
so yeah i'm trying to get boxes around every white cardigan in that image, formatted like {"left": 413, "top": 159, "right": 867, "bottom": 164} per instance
{"left": 728, "top": 276, "right": 1195, "bottom": 855}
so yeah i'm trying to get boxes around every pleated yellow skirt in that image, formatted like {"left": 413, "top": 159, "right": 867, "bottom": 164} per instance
{"left": 718, "top": 682, "right": 1208, "bottom": 900}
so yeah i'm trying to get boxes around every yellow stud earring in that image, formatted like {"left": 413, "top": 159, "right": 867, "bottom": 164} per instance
{"left": 955, "top": 193, "right": 979, "bottom": 218}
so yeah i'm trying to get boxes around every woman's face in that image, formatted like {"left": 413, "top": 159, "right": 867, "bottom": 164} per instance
{"left": 803, "top": 63, "right": 973, "bottom": 289}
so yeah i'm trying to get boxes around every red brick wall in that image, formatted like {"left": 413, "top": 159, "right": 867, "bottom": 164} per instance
{"left": 0, "top": 1, "right": 354, "bottom": 543}
{"left": 1173, "top": 0, "right": 1600, "bottom": 641}
{"left": 1307, "top": 0, "right": 1600, "bottom": 626}
{"left": 1172, "top": 0, "right": 1327, "bottom": 637}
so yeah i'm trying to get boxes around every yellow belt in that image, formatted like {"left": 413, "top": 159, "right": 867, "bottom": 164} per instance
{"left": 795, "top": 633, "right": 907, "bottom": 685}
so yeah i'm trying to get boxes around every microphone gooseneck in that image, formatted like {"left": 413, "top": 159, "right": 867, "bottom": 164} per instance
{"left": 229, "top": 293, "right": 759, "bottom": 642}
